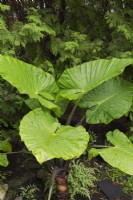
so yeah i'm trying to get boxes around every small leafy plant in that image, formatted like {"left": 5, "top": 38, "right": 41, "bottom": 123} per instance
{"left": 19, "top": 184, "right": 39, "bottom": 200}
{"left": 104, "top": 165, "right": 133, "bottom": 196}
{"left": 105, "top": 166, "right": 125, "bottom": 183}
{"left": 68, "top": 160, "right": 96, "bottom": 199}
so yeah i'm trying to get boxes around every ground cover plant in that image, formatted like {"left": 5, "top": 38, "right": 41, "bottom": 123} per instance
{"left": 98, "top": 163, "right": 133, "bottom": 197}
{"left": 68, "top": 160, "right": 97, "bottom": 199}
{"left": 0, "top": 55, "right": 133, "bottom": 199}
{"left": 19, "top": 183, "right": 39, "bottom": 200}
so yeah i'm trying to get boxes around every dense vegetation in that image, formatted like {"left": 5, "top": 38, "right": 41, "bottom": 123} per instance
{"left": 0, "top": 0, "right": 133, "bottom": 142}
{"left": 0, "top": 0, "right": 133, "bottom": 199}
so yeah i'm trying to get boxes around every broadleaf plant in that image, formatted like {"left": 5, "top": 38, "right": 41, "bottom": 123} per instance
{"left": 89, "top": 130, "right": 133, "bottom": 175}
{"left": 0, "top": 55, "right": 133, "bottom": 176}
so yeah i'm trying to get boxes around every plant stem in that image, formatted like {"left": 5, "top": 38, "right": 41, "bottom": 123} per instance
{"left": 75, "top": 115, "right": 86, "bottom": 127}
{"left": 66, "top": 98, "right": 81, "bottom": 125}
{"left": 4, "top": 151, "right": 32, "bottom": 155}
{"left": 48, "top": 167, "right": 59, "bottom": 200}
{"left": 66, "top": 103, "right": 78, "bottom": 125}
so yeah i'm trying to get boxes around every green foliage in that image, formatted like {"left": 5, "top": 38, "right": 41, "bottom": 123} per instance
{"left": 0, "top": 138, "right": 12, "bottom": 166}
{"left": 0, "top": 1, "right": 132, "bottom": 74}
{"left": 106, "top": 10, "right": 133, "bottom": 41}
{"left": 0, "top": 1, "right": 132, "bottom": 178}
{"left": 78, "top": 77, "right": 133, "bottom": 124}
{"left": 20, "top": 108, "right": 89, "bottom": 163}
{"left": 89, "top": 130, "right": 133, "bottom": 175}
{"left": 0, "top": 154, "right": 8, "bottom": 167}
{"left": 20, "top": 8, "right": 55, "bottom": 46}
{"left": 104, "top": 165, "right": 133, "bottom": 196}
{"left": 0, "top": 3, "right": 10, "bottom": 11}
{"left": 0, "top": 4, "right": 12, "bottom": 54}
{"left": 123, "top": 176, "right": 133, "bottom": 195}
{"left": 105, "top": 165, "right": 125, "bottom": 183}
{"left": 0, "top": 16, "right": 15, "bottom": 55}
{"left": 0, "top": 55, "right": 133, "bottom": 175}
{"left": 0, "top": 9, "right": 132, "bottom": 200}
{"left": 57, "top": 58, "right": 133, "bottom": 101}
{"left": 105, "top": 3, "right": 133, "bottom": 58}
{"left": 50, "top": 31, "right": 103, "bottom": 72}
{"left": 0, "top": 0, "right": 132, "bottom": 66}
{"left": 0, "top": 77, "right": 23, "bottom": 137}
{"left": 19, "top": 184, "right": 39, "bottom": 200}
{"left": 68, "top": 160, "right": 97, "bottom": 199}
{"left": 0, "top": 5, "right": 55, "bottom": 67}
{"left": 0, "top": 55, "right": 59, "bottom": 114}
{"left": 0, "top": 138, "right": 12, "bottom": 152}
{"left": 50, "top": 32, "right": 105, "bottom": 77}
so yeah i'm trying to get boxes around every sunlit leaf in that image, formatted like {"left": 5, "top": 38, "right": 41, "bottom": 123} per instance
{"left": 20, "top": 108, "right": 89, "bottom": 163}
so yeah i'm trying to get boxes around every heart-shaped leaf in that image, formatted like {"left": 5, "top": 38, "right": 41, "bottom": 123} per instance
{"left": 20, "top": 108, "right": 89, "bottom": 163}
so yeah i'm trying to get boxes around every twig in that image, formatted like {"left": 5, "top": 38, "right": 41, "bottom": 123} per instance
{"left": 66, "top": 98, "right": 82, "bottom": 125}
{"left": 48, "top": 167, "right": 60, "bottom": 200}
{"left": 3, "top": 151, "right": 32, "bottom": 155}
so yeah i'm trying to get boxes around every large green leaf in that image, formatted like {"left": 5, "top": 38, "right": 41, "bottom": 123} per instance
{"left": 0, "top": 55, "right": 59, "bottom": 112}
{"left": 56, "top": 58, "right": 133, "bottom": 101}
{"left": 20, "top": 108, "right": 89, "bottom": 163}
{"left": 89, "top": 130, "right": 133, "bottom": 175}
{"left": 78, "top": 78, "right": 133, "bottom": 124}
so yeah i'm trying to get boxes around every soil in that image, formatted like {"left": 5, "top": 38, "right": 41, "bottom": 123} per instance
{"left": 2, "top": 153, "right": 45, "bottom": 200}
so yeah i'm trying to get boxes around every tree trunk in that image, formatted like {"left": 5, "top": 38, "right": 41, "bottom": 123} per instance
{"left": 59, "top": 0, "right": 66, "bottom": 24}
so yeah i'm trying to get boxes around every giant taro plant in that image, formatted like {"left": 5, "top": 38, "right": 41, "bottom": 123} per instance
{"left": 0, "top": 55, "right": 133, "bottom": 198}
